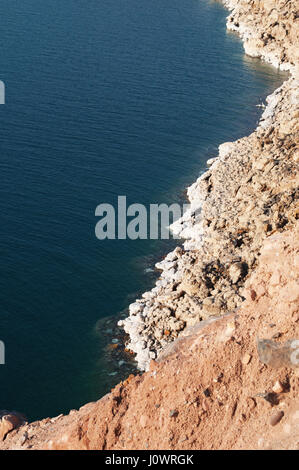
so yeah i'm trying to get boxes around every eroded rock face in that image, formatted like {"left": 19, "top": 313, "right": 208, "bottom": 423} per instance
{"left": 117, "top": 2, "right": 299, "bottom": 373}
{"left": 224, "top": 0, "right": 299, "bottom": 71}
{"left": 0, "top": 411, "right": 27, "bottom": 441}
{"left": 121, "top": 72, "right": 299, "bottom": 370}
{"left": 118, "top": 0, "right": 299, "bottom": 371}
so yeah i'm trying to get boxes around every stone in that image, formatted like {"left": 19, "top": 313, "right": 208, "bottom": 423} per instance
{"left": 139, "top": 415, "right": 147, "bottom": 428}
{"left": 242, "top": 354, "right": 252, "bottom": 365}
{"left": 0, "top": 414, "right": 25, "bottom": 441}
{"left": 203, "top": 388, "right": 211, "bottom": 398}
{"left": 269, "top": 411, "right": 284, "bottom": 426}
{"left": 257, "top": 338, "right": 299, "bottom": 369}
{"left": 229, "top": 263, "right": 243, "bottom": 284}
{"left": 272, "top": 380, "right": 284, "bottom": 394}
{"left": 218, "top": 142, "right": 235, "bottom": 158}
{"left": 20, "top": 431, "right": 28, "bottom": 446}
{"left": 250, "top": 289, "right": 257, "bottom": 300}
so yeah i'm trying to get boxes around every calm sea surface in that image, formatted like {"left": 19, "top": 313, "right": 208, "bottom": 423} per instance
{"left": 0, "top": 0, "right": 286, "bottom": 419}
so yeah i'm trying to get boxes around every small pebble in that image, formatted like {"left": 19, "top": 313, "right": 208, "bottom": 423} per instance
{"left": 270, "top": 410, "right": 284, "bottom": 426}
{"left": 213, "top": 373, "right": 223, "bottom": 383}
{"left": 272, "top": 380, "right": 284, "bottom": 394}
{"left": 202, "top": 399, "right": 209, "bottom": 412}
{"left": 250, "top": 289, "right": 257, "bottom": 301}
{"left": 20, "top": 431, "right": 28, "bottom": 446}
{"left": 242, "top": 353, "right": 252, "bottom": 365}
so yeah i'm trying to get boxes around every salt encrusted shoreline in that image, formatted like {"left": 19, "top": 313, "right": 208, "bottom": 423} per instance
{"left": 119, "top": 0, "right": 299, "bottom": 370}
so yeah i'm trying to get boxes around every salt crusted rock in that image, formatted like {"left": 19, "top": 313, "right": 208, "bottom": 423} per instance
{"left": 121, "top": 1, "right": 299, "bottom": 371}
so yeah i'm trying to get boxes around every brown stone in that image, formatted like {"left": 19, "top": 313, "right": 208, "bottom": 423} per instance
{"left": 269, "top": 411, "right": 284, "bottom": 426}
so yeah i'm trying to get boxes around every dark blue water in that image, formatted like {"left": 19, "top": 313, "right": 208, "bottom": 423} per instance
{"left": 0, "top": 0, "right": 286, "bottom": 420}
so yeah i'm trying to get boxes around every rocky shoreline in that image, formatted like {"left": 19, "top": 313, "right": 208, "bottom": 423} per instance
{"left": 119, "top": 0, "right": 299, "bottom": 371}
